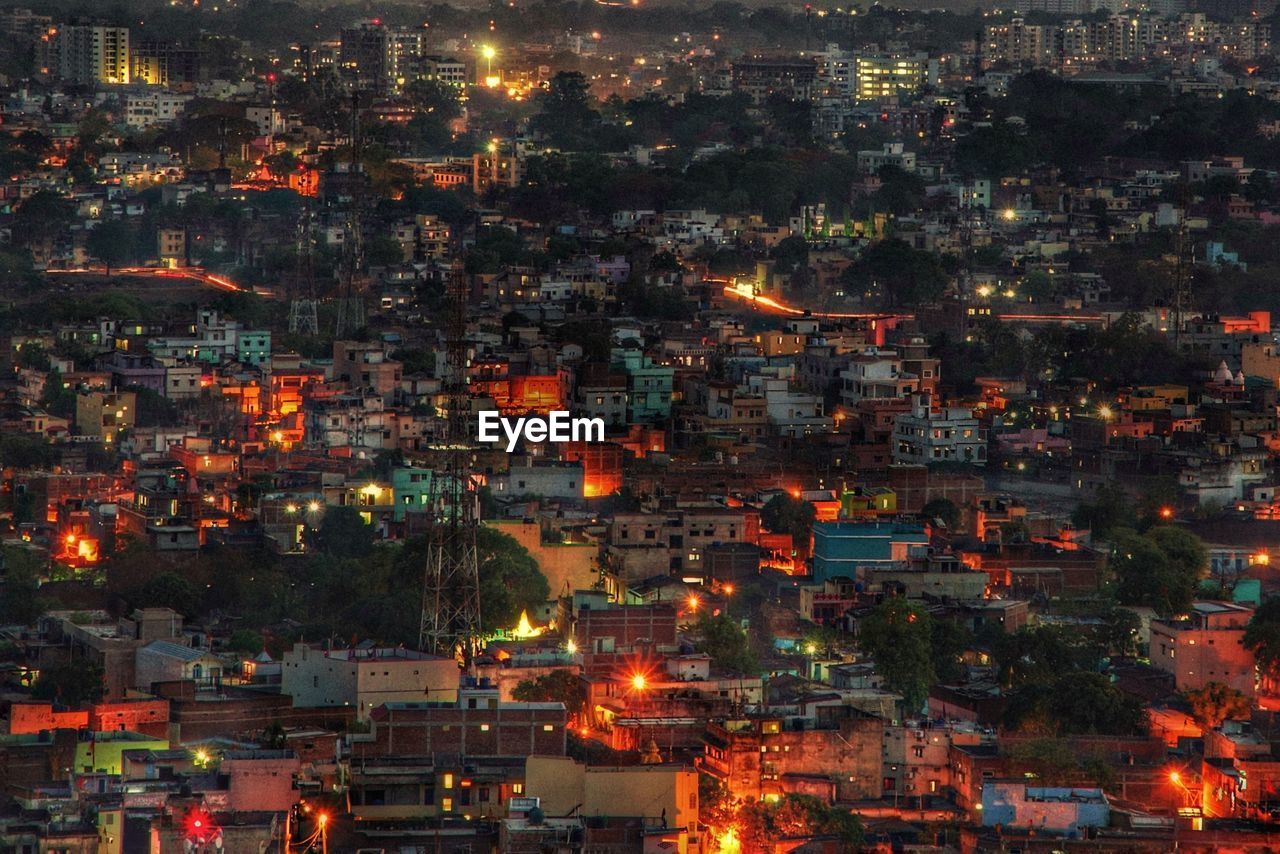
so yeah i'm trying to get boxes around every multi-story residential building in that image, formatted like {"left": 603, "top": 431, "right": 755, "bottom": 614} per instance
{"left": 574, "top": 363, "right": 628, "bottom": 427}
{"left": 130, "top": 38, "right": 202, "bottom": 86}
{"left": 281, "top": 643, "right": 461, "bottom": 719}
{"left": 1150, "top": 601, "right": 1256, "bottom": 696}
{"left": 341, "top": 679, "right": 567, "bottom": 817}
{"left": 700, "top": 710, "right": 883, "bottom": 803}
{"left": 332, "top": 340, "right": 403, "bottom": 401}
{"left": 122, "top": 91, "right": 191, "bottom": 129}
{"left": 611, "top": 348, "right": 673, "bottom": 424}
{"left": 731, "top": 57, "right": 819, "bottom": 104}
{"left": 54, "top": 25, "right": 130, "bottom": 85}
{"left": 811, "top": 520, "right": 930, "bottom": 584}
{"left": 75, "top": 390, "right": 136, "bottom": 442}
{"left": 839, "top": 349, "right": 920, "bottom": 407}
{"left": 893, "top": 394, "right": 987, "bottom": 467}
{"left": 339, "top": 20, "right": 425, "bottom": 93}
{"left": 605, "top": 507, "right": 760, "bottom": 581}
{"left": 855, "top": 52, "right": 938, "bottom": 100}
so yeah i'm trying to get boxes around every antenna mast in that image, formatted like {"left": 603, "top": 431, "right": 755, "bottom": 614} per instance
{"left": 420, "top": 233, "right": 481, "bottom": 660}
{"left": 334, "top": 89, "right": 367, "bottom": 337}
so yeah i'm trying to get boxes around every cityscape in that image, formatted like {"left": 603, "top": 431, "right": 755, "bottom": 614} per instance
{"left": 6, "top": 0, "right": 1280, "bottom": 851}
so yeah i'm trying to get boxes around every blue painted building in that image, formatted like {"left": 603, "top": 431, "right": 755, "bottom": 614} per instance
{"left": 811, "top": 520, "right": 928, "bottom": 583}
{"left": 610, "top": 348, "right": 674, "bottom": 424}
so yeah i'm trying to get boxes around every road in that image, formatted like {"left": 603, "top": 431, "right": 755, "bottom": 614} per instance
{"left": 719, "top": 280, "right": 1106, "bottom": 326}
{"left": 48, "top": 266, "right": 253, "bottom": 295}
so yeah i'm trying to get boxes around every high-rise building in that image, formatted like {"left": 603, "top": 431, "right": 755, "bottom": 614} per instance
{"left": 130, "top": 38, "right": 202, "bottom": 86}
{"left": 339, "top": 20, "right": 425, "bottom": 94}
{"left": 54, "top": 25, "right": 130, "bottom": 85}
{"left": 855, "top": 53, "right": 939, "bottom": 101}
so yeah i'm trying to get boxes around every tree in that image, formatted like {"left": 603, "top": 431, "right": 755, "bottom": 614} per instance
{"left": 531, "top": 71, "right": 600, "bottom": 150}
{"left": 1004, "top": 671, "right": 1146, "bottom": 736}
{"left": 734, "top": 794, "right": 863, "bottom": 850}
{"left": 1185, "top": 682, "right": 1251, "bottom": 730}
{"left": 512, "top": 668, "right": 584, "bottom": 717}
{"left": 364, "top": 235, "right": 405, "bottom": 267}
{"left": 0, "top": 546, "right": 48, "bottom": 625}
{"left": 1072, "top": 484, "right": 1137, "bottom": 539}
{"left": 11, "top": 190, "right": 75, "bottom": 249}
{"left": 1245, "top": 597, "right": 1280, "bottom": 673}
{"left": 841, "top": 238, "right": 948, "bottom": 307}
{"left": 305, "top": 505, "right": 376, "bottom": 559}
{"left": 693, "top": 612, "right": 757, "bottom": 675}
{"left": 859, "top": 597, "right": 934, "bottom": 710}
{"left": 32, "top": 659, "right": 105, "bottom": 707}
{"left": 760, "top": 494, "right": 816, "bottom": 542}
{"left": 1110, "top": 526, "right": 1206, "bottom": 617}
{"left": 475, "top": 527, "right": 550, "bottom": 632}
{"left": 86, "top": 219, "right": 135, "bottom": 274}
{"left": 227, "top": 629, "right": 265, "bottom": 656}
{"left": 922, "top": 498, "right": 960, "bottom": 529}
{"left": 134, "top": 572, "right": 202, "bottom": 617}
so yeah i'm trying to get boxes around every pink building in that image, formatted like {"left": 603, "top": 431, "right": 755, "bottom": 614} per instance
{"left": 1150, "top": 602, "right": 1256, "bottom": 697}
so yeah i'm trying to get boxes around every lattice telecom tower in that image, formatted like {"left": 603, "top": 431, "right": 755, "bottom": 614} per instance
{"left": 287, "top": 203, "right": 320, "bottom": 336}
{"left": 333, "top": 90, "right": 367, "bottom": 338}
{"left": 419, "top": 249, "right": 481, "bottom": 660}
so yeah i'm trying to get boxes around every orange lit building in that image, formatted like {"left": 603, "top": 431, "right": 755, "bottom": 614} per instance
{"left": 270, "top": 367, "right": 325, "bottom": 417}
{"left": 614, "top": 424, "right": 665, "bottom": 458}
{"left": 473, "top": 372, "right": 568, "bottom": 416}
{"left": 288, "top": 164, "right": 319, "bottom": 196}
{"left": 219, "top": 377, "right": 263, "bottom": 417}
{"left": 560, "top": 441, "right": 623, "bottom": 498}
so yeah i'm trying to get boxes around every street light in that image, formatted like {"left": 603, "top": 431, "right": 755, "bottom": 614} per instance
{"left": 481, "top": 44, "right": 498, "bottom": 87}
{"left": 631, "top": 673, "right": 647, "bottom": 691}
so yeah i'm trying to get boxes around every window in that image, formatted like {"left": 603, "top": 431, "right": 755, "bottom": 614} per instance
{"left": 441, "top": 797, "right": 453, "bottom": 812}
{"left": 512, "top": 783, "right": 525, "bottom": 795}
{"left": 480, "top": 724, "right": 490, "bottom": 732}
{"left": 442, "top": 773, "right": 454, "bottom": 788}
{"left": 543, "top": 724, "right": 554, "bottom": 731}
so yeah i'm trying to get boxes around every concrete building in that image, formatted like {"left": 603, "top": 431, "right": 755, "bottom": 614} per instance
{"left": 219, "top": 750, "right": 303, "bottom": 813}
{"left": 333, "top": 340, "right": 403, "bottom": 401}
{"left": 981, "top": 783, "right": 1109, "bottom": 836}
{"left": 54, "top": 25, "right": 130, "bottom": 85}
{"left": 122, "top": 91, "right": 190, "bottom": 129}
{"left": 700, "top": 709, "right": 884, "bottom": 803}
{"left": 75, "top": 390, "right": 136, "bottom": 443}
{"left": 281, "top": 644, "right": 460, "bottom": 718}
{"left": 1150, "top": 601, "right": 1256, "bottom": 697}
{"left": 135, "top": 641, "right": 226, "bottom": 691}
{"left": 855, "top": 52, "right": 938, "bottom": 100}
{"left": 893, "top": 393, "right": 987, "bottom": 466}
{"left": 811, "top": 520, "right": 929, "bottom": 584}
{"left": 610, "top": 348, "right": 674, "bottom": 423}
{"left": 524, "top": 756, "right": 699, "bottom": 844}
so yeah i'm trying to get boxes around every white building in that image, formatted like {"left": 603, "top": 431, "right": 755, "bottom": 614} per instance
{"left": 281, "top": 644, "right": 460, "bottom": 719}
{"left": 123, "top": 92, "right": 191, "bottom": 129}
{"left": 893, "top": 393, "right": 987, "bottom": 466}
{"left": 839, "top": 349, "right": 920, "bottom": 407}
